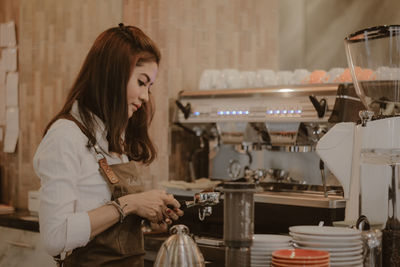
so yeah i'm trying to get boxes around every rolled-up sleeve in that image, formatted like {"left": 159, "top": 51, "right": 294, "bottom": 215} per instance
{"left": 33, "top": 120, "right": 91, "bottom": 256}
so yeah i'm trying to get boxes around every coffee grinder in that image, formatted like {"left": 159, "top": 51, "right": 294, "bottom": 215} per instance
{"left": 317, "top": 25, "right": 400, "bottom": 266}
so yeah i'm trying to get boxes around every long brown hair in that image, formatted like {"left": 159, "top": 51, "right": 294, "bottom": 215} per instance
{"left": 44, "top": 24, "right": 161, "bottom": 164}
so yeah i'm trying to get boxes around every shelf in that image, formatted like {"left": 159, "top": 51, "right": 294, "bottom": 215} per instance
{"left": 179, "top": 83, "right": 341, "bottom": 99}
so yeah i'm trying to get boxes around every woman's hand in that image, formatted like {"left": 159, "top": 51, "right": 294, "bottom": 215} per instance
{"left": 119, "top": 189, "right": 184, "bottom": 224}
{"left": 149, "top": 221, "right": 168, "bottom": 233}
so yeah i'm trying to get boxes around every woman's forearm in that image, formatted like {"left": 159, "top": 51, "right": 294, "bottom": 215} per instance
{"left": 87, "top": 204, "right": 120, "bottom": 239}
{"left": 87, "top": 194, "right": 139, "bottom": 239}
{"left": 87, "top": 191, "right": 183, "bottom": 239}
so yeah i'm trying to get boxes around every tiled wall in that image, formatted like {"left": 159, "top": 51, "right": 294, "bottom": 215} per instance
{"left": 4, "top": 0, "right": 398, "bottom": 208}
{"left": 0, "top": 0, "right": 123, "bottom": 208}
{"left": 0, "top": 0, "right": 279, "bottom": 208}
{"left": 123, "top": 0, "right": 279, "bottom": 185}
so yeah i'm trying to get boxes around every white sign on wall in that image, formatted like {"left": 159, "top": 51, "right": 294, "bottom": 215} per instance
{"left": 0, "top": 21, "right": 18, "bottom": 153}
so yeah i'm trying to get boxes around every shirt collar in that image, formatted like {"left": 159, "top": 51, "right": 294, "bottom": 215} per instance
{"left": 70, "top": 101, "right": 108, "bottom": 149}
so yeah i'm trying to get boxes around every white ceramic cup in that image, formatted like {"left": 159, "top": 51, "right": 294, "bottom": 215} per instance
{"left": 199, "top": 69, "right": 221, "bottom": 90}
{"left": 292, "top": 69, "right": 310, "bottom": 84}
{"left": 277, "top": 71, "right": 293, "bottom": 85}
{"left": 327, "top": 68, "right": 345, "bottom": 83}
{"left": 258, "top": 69, "right": 277, "bottom": 86}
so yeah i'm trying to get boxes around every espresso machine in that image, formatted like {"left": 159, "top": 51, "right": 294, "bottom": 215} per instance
{"left": 171, "top": 74, "right": 363, "bottom": 239}
{"left": 175, "top": 84, "right": 338, "bottom": 183}
{"left": 316, "top": 25, "right": 400, "bottom": 266}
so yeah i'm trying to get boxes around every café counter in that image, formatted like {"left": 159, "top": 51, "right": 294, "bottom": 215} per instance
{"left": 0, "top": 210, "right": 225, "bottom": 267}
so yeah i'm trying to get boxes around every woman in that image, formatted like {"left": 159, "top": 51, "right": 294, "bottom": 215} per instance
{"left": 33, "top": 24, "right": 183, "bottom": 267}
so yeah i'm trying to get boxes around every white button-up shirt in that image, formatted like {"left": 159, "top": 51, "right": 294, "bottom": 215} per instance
{"left": 33, "top": 102, "right": 129, "bottom": 256}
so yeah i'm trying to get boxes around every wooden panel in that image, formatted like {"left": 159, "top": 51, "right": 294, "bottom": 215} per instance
{"left": 123, "top": 0, "right": 279, "bottom": 184}
{"left": 13, "top": 0, "right": 122, "bottom": 208}
{"left": 1, "top": 0, "right": 279, "bottom": 208}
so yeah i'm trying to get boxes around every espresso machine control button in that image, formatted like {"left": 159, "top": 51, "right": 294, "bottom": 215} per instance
{"left": 309, "top": 95, "right": 327, "bottom": 118}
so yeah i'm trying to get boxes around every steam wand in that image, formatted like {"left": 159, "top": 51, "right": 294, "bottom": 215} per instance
{"left": 320, "top": 159, "right": 328, "bottom": 198}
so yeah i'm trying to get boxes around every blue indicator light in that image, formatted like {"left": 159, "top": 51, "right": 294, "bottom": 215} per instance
{"left": 232, "top": 111, "right": 237, "bottom": 115}
{"left": 194, "top": 112, "right": 200, "bottom": 116}
{"left": 275, "top": 110, "right": 280, "bottom": 114}
{"left": 245, "top": 111, "right": 249, "bottom": 115}
{"left": 218, "top": 111, "right": 223, "bottom": 115}
{"left": 226, "top": 111, "right": 231, "bottom": 115}
{"left": 238, "top": 111, "right": 243, "bottom": 115}
{"left": 267, "top": 110, "right": 273, "bottom": 114}
{"left": 282, "top": 110, "right": 287, "bottom": 114}
{"left": 289, "top": 110, "right": 294, "bottom": 114}
{"left": 296, "top": 110, "right": 302, "bottom": 114}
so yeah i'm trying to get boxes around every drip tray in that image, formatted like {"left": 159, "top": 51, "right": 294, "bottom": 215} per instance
{"left": 259, "top": 182, "right": 344, "bottom": 197}
{"left": 255, "top": 182, "right": 345, "bottom": 209}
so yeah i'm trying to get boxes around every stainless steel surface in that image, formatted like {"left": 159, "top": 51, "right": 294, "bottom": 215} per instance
{"left": 225, "top": 247, "right": 250, "bottom": 267}
{"left": 220, "top": 182, "right": 256, "bottom": 267}
{"left": 195, "top": 236, "right": 224, "bottom": 247}
{"left": 363, "top": 229, "right": 383, "bottom": 267}
{"left": 180, "top": 191, "right": 220, "bottom": 221}
{"left": 254, "top": 191, "right": 346, "bottom": 208}
{"left": 359, "top": 110, "right": 374, "bottom": 126}
{"left": 193, "top": 191, "right": 220, "bottom": 207}
{"left": 165, "top": 187, "right": 346, "bottom": 208}
{"left": 320, "top": 160, "right": 328, "bottom": 198}
{"left": 179, "top": 84, "right": 339, "bottom": 98}
{"left": 260, "top": 182, "right": 343, "bottom": 196}
{"left": 198, "top": 206, "right": 212, "bottom": 221}
{"left": 174, "top": 84, "right": 341, "bottom": 184}
{"left": 265, "top": 168, "right": 290, "bottom": 182}
{"left": 357, "top": 216, "right": 382, "bottom": 267}
{"left": 154, "top": 225, "right": 205, "bottom": 267}
{"left": 175, "top": 85, "right": 338, "bottom": 125}
{"left": 245, "top": 167, "right": 305, "bottom": 184}
{"left": 173, "top": 82, "right": 349, "bottom": 234}
{"left": 238, "top": 143, "right": 315, "bottom": 152}
{"left": 220, "top": 183, "right": 256, "bottom": 246}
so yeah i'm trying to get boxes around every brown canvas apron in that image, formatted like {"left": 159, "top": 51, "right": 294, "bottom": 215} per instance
{"left": 58, "top": 114, "right": 146, "bottom": 267}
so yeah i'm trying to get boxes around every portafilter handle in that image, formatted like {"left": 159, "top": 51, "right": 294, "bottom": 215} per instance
{"left": 169, "top": 191, "right": 221, "bottom": 212}
{"left": 177, "top": 191, "right": 221, "bottom": 221}
{"left": 309, "top": 95, "right": 327, "bottom": 118}
{"left": 181, "top": 191, "right": 221, "bottom": 209}
{"left": 175, "top": 100, "right": 191, "bottom": 119}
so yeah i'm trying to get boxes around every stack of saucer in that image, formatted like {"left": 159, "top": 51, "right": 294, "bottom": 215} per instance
{"left": 272, "top": 249, "right": 330, "bottom": 266}
{"left": 289, "top": 225, "right": 363, "bottom": 267}
{"left": 251, "top": 234, "right": 292, "bottom": 267}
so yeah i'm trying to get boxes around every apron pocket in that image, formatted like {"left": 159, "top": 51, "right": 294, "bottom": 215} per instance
{"left": 117, "top": 215, "right": 144, "bottom": 255}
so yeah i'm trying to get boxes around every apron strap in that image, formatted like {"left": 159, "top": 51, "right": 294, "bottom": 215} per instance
{"left": 53, "top": 251, "right": 72, "bottom": 267}
{"left": 60, "top": 113, "right": 96, "bottom": 148}
{"left": 60, "top": 113, "right": 120, "bottom": 184}
{"left": 53, "top": 254, "right": 63, "bottom": 267}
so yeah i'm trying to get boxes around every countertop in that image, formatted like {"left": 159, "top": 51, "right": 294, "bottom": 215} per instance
{"left": 0, "top": 210, "right": 39, "bottom": 232}
{"left": 0, "top": 210, "right": 225, "bottom": 266}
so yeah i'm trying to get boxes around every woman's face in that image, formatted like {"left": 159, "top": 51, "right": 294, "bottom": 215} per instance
{"left": 126, "top": 61, "right": 158, "bottom": 118}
